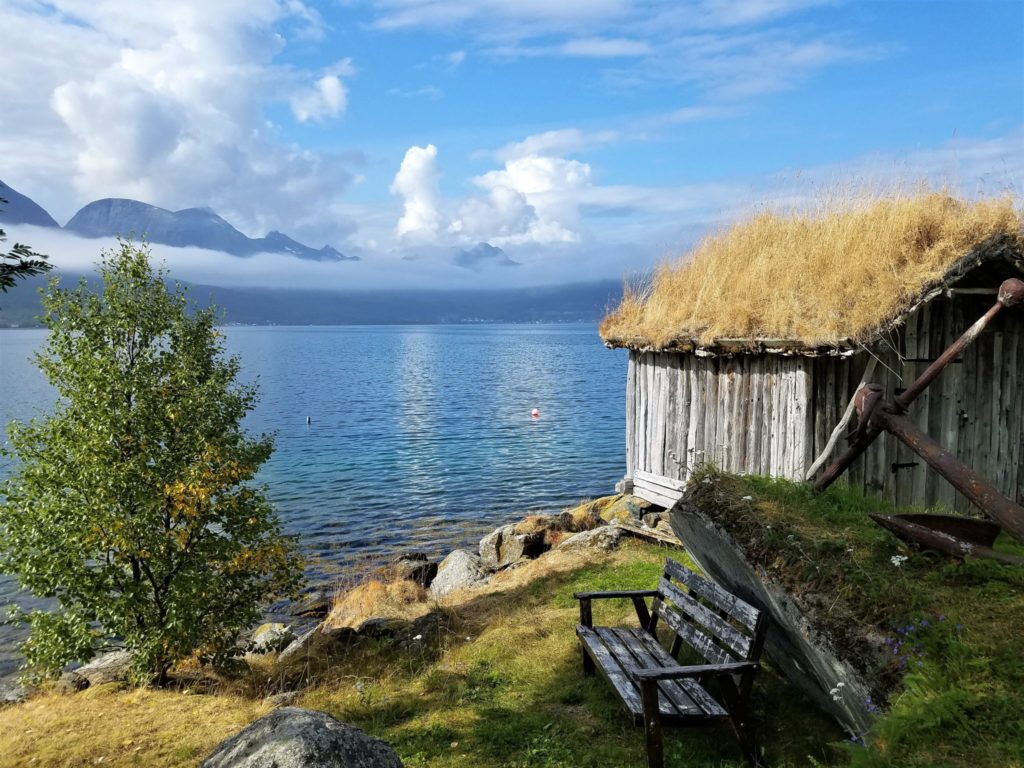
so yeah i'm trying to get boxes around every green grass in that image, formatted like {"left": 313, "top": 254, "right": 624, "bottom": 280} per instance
{"left": 0, "top": 543, "right": 845, "bottom": 767}
{"left": 687, "top": 468, "right": 1024, "bottom": 768}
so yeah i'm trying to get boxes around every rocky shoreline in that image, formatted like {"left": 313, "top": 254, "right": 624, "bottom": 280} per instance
{"left": 5, "top": 493, "right": 669, "bottom": 706}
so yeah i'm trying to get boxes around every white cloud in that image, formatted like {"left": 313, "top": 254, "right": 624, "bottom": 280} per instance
{"left": 391, "top": 145, "right": 443, "bottom": 241}
{"left": 291, "top": 60, "right": 355, "bottom": 122}
{"left": 0, "top": 1, "right": 357, "bottom": 245}
{"left": 446, "top": 50, "right": 467, "bottom": 69}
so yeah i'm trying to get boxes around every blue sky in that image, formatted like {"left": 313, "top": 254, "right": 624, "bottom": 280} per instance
{"left": 1, "top": 0, "right": 1021, "bottom": 289}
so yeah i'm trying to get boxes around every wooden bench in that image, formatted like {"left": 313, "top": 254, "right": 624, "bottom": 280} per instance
{"left": 574, "top": 558, "right": 767, "bottom": 768}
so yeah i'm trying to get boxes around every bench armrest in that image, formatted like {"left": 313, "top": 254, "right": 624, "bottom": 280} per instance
{"left": 575, "top": 590, "right": 660, "bottom": 629}
{"left": 572, "top": 590, "right": 660, "bottom": 601}
{"left": 630, "top": 661, "right": 759, "bottom": 682}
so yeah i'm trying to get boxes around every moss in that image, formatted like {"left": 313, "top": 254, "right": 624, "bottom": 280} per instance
{"left": 685, "top": 467, "right": 1024, "bottom": 768}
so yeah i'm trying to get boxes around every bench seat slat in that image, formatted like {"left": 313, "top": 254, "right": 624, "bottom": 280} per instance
{"left": 594, "top": 627, "right": 681, "bottom": 719}
{"left": 664, "top": 559, "right": 759, "bottom": 631}
{"left": 577, "top": 625, "right": 644, "bottom": 721}
{"left": 655, "top": 600, "right": 736, "bottom": 666}
{"left": 659, "top": 577, "right": 752, "bottom": 659}
{"left": 627, "top": 629, "right": 727, "bottom": 718}
{"left": 578, "top": 625, "right": 727, "bottom": 722}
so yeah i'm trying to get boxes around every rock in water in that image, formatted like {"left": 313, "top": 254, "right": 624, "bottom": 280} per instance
{"left": 428, "top": 549, "right": 489, "bottom": 599}
{"left": 200, "top": 707, "right": 403, "bottom": 768}
{"left": 556, "top": 525, "right": 625, "bottom": 552}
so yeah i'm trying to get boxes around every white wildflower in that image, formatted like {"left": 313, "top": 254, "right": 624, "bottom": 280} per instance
{"left": 742, "top": 496, "right": 753, "bottom": 501}
{"left": 413, "top": 634, "right": 423, "bottom": 641}
{"left": 890, "top": 555, "right": 908, "bottom": 567}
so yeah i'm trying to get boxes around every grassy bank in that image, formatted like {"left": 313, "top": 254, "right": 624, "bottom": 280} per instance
{"left": 686, "top": 469, "right": 1024, "bottom": 768}
{"left": 0, "top": 541, "right": 844, "bottom": 768}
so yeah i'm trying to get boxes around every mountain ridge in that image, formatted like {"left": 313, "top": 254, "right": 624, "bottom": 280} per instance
{"left": 0, "top": 180, "right": 355, "bottom": 262}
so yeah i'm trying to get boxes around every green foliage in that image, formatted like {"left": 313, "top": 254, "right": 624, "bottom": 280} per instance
{"left": 0, "top": 240, "right": 302, "bottom": 683}
{"left": 0, "top": 191, "right": 51, "bottom": 303}
{"left": 687, "top": 467, "right": 1024, "bottom": 768}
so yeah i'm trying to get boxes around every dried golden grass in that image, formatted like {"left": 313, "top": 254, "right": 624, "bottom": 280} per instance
{"left": 326, "top": 578, "right": 429, "bottom": 629}
{"left": 600, "top": 191, "right": 1021, "bottom": 348}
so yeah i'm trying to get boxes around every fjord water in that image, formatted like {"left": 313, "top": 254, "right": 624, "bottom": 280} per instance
{"left": 0, "top": 324, "right": 626, "bottom": 679}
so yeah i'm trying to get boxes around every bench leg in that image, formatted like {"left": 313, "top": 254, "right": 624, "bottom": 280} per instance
{"left": 721, "top": 678, "right": 763, "bottom": 767}
{"left": 640, "top": 679, "right": 664, "bottom": 768}
{"left": 582, "top": 646, "right": 595, "bottom": 676}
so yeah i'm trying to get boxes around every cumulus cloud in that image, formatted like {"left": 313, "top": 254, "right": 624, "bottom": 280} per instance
{"left": 1, "top": 0, "right": 357, "bottom": 245}
{"left": 291, "top": 60, "right": 355, "bottom": 122}
{"left": 391, "top": 145, "right": 443, "bottom": 241}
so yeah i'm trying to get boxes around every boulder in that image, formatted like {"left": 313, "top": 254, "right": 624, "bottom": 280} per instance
{"left": 670, "top": 500, "right": 876, "bottom": 737}
{"left": 249, "top": 623, "right": 296, "bottom": 654}
{"left": 428, "top": 549, "right": 489, "bottom": 599}
{"left": 355, "top": 617, "right": 412, "bottom": 639}
{"left": 75, "top": 649, "right": 133, "bottom": 687}
{"left": 556, "top": 525, "right": 625, "bottom": 552}
{"left": 291, "top": 590, "right": 331, "bottom": 618}
{"left": 277, "top": 623, "right": 357, "bottom": 668}
{"left": 199, "top": 707, "right": 403, "bottom": 768}
{"left": 391, "top": 553, "right": 438, "bottom": 588}
{"left": 54, "top": 671, "right": 88, "bottom": 694}
{"left": 600, "top": 495, "right": 653, "bottom": 524}
{"left": 479, "top": 525, "right": 544, "bottom": 571}
{"left": 0, "top": 681, "right": 27, "bottom": 707}
{"left": 642, "top": 511, "right": 668, "bottom": 529}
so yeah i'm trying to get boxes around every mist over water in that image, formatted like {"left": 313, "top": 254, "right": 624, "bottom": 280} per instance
{"left": 0, "top": 324, "right": 627, "bottom": 679}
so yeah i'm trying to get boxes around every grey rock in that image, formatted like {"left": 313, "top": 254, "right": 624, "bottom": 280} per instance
{"left": 277, "top": 623, "right": 357, "bottom": 668}
{"left": 291, "top": 590, "right": 331, "bottom": 618}
{"left": 670, "top": 500, "right": 878, "bottom": 737}
{"left": 479, "top": 525, "right": 544, "bottom": 570}
{"left": 642, "top": 511, "right": 665, "bottom": 529}
{"left": 600, "top": 494, "right": 653, "bottom": 523}
{"left": 556, "top": 525, "right": 625, "bottom": 552}
{"left": 199, "top": 707, "right": 402, "bottom": 768}
{"left": 355, "top": 617, "right": 412, "bottom": 639}
{"left": 249, "top": 623, "right": 296, "bottom": 654}
{"left": 76, "top": 649, "right": 134, "bottom": 686}
{"left": 0, "top": 681, "right": 28, "bottom": 707}
{"left": 54, "top": 671, "right": 88, "bottom": 694}
{"left": 391, "top": 554, "right": 438, "bottom": 588}
{"left": 428, "top": 549, "right": 489, "bottom": 599}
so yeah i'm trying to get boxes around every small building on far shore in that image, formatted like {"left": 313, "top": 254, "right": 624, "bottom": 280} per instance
{"left": 600, "top": 195, "right": 1024, "bottom": 511}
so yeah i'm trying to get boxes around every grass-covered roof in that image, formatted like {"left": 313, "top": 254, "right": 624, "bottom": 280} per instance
{"left": 600, "top": 192, "right": 1022, "bottom": 354}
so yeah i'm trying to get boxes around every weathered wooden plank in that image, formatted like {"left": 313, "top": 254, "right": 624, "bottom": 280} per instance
{"left": 663, "top": 559, "right": 760, "bottom": 631}
{"left": 611, "top": 628, "right": 703, "bottom": 717}
{"left": 654, "top": 599, "right": 735, "bottom": 666}
{"left": 628, "top": 629, "right": 727, "bottom": 717}
{"left": 634, "top": 469, "right": 687, "bottom": 492}
{"left": 659, "top": 577, "right": 752, "bottom": 659}
{"left": 593, "top": 627, "right": 678, "bottom": 718}
{"left": 578, "top": 625, "right": 643, "bottom": 718}
{"left": 632, "top": 475, "right": 683, "bottom": 508}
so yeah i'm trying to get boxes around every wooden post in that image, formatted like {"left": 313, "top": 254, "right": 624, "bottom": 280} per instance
{"left": 640, "top": 679, "right": 664, "bottom": 768}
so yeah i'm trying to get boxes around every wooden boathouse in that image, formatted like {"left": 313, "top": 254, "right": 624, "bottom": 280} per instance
{"left": 601, "top": 226, "right": 1024, "bottom": 512}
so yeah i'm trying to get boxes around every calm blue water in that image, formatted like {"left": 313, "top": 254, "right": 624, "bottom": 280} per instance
{"left": 0, "top": 325, "right": 627, "bottom": 679}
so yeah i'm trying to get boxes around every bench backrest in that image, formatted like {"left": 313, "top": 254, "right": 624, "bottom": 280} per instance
{"left": 650, "top": 558, "right": 765, "bottom": 665}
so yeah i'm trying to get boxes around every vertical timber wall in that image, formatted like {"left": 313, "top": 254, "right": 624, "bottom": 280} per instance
{"left": 626, "top": 294, "right": 1024, "bottom": 511}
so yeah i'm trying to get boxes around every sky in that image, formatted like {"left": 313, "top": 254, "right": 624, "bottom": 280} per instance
{"left": 1, "top": 0, "right": 1022, "bottom": 289}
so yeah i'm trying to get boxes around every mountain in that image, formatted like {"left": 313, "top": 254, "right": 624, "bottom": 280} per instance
{"left": 0, "top": 180, "right": 60, "bottom": 228}
{"left": 455, "top": 243, "right": 520, "bottom": 270}
{"left": 0, "top": 272, "right": 623, "bottom": 327}
{"left": 64, "top": 198, "right": 356, "bottom": 262}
